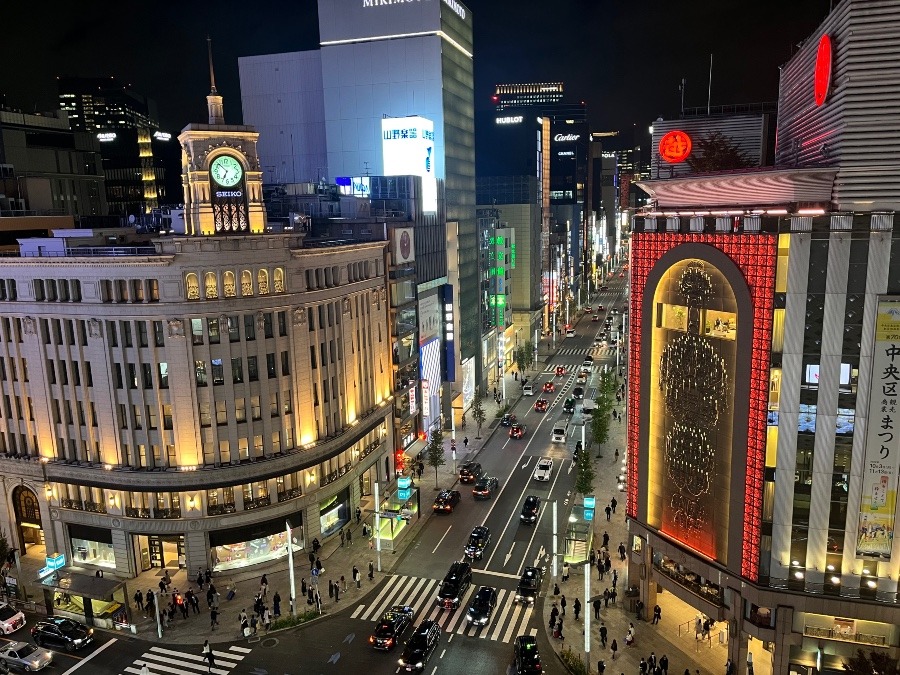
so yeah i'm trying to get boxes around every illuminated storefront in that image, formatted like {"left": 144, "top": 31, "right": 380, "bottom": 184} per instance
{"left": 210, "top": 516, "right": 302, "bottom": 572}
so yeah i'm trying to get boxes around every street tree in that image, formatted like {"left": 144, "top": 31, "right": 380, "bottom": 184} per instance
{"left": 471, "top": 387, "right": 486, "bottom": 439}
{"left": 686, "top": 131, "right": 751, "bottom": 173}
{"left": 843, "top": 649, "right": 899, "bottom": 675}
{"left": 425, "top": 426, "right": 446, "bottom": 489}
{"left": 574, "top": 438, "right": 596, "bottom": 495}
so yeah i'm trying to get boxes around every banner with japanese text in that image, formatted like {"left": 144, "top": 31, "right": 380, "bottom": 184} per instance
{"left": 858, "top": 299, "right": 900, "bottom": 559}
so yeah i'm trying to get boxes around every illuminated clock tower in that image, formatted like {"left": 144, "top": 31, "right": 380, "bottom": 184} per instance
{"left": 178, "top": 38, "right": 266, "bottom": 235}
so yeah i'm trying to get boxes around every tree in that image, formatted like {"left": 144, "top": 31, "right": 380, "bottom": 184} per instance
{"left": 685, "top": 131, "right": 752, "bottom": 173}
{"left": 574, "top": 437, "right": 596, "bottom": 495}
{"left": 425, "top": 427, "right": 446, "bottom": 489}
{"left": 514, "top": 341, "right": 535, "bottom": 376}
{"left": 471, "top": 387, "right": 486, "bottom": 439}
{"left": 591, "top": 369, "right": 617, "bottom": 451}
{"left": 843, "top": 649, "right": 899, "bottom": 675}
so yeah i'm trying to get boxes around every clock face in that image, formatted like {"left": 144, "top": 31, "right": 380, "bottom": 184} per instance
{"left": 210, "top": 155, "right": 244, "bottom": 188}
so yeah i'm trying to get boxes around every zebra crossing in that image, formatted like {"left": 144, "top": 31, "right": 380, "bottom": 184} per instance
{"left": 121, "top": 644, "right": 251, "bottom": 675}
{"left": 350, "top": 574, "right": 538, "bottom": 644}
{"left": 549, "top": 345, "right": 615, "bottom": 360}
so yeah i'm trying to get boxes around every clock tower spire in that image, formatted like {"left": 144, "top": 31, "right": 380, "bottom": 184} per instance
{"left": 206, "top": 36, "right": 225, "bottom": 125}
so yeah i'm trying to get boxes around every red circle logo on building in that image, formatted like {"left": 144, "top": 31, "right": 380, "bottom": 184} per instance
{"left": 814, "top": 34, "right": 832, "bottom": 107}
{"left": 659, "top": 130, "right": 692, "bottom": 163}
{"left": 399, "top": 230, "right": 411, "bottom": 260}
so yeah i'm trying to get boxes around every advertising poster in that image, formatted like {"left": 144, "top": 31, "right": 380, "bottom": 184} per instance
{"left": 420, "top": 337, "right": 442, "bottom": 432}
{"left": 381, "top": 116, "right": 437, "bottom": 213}
{"left": 462, "top": 358, "right": 475, "bottom": 410}
{"left": 858, "top": 298, "right": 900, "bottom": 559}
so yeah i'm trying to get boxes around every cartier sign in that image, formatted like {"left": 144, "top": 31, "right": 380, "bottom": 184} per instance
{"left": 553, "top": 133, "right": 580, "bottom": 142}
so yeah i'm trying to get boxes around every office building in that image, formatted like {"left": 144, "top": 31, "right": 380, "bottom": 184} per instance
{"left": 239, "top": 0, "right": 480, "bottom": 409}
{"left": 628, "top": 2, "right": 900, "bottom": 672}
{"left": 58, "top": 76, "right": 179, "bottom": 217}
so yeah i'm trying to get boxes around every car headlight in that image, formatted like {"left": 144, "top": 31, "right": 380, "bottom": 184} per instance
{"left": 415, "top": 662, "right": 423, "bottom": 668}
{"left": 74, "top": 639, "right": 82, "bottom": 644}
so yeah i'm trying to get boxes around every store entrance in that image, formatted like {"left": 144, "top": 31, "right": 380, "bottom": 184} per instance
{"left": 11, "top": 486, "right": 44, "bottom": 553}
{"left": 141, "top": 535, "right": 184, "bottom": 569}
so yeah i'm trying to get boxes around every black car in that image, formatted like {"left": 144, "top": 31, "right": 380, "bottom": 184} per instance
{"left": 436, "top": 561, "right": 472, "bottom": 609}
{"left": 30, "top": 618, "right": 93, "bottom": 652}
{"left": 572, "top": 386, "right": 584, "bottom": 399}
{"left": 369, "top": 605, "right": 414, "bottom": 650}
{"left": 514, "top": 635, "right": 544, "bottom": 674}
{"left": 500, "top": 413, "right": 517, "bottom": 427}
{"left": 562, "top": 398, "right": 575, "bottom": 414}
{"left": 471, "top": 476, "right": 499, "bottom": 500}
{"left": 466, "top": 586, "right": 497, "bottom": 626}
{"left": 433, "top": 490, "right": 461, "bottom": 513}
{"left": 515, "top": 567, "right": 543, "bottom": 605}
{"left": 519, "top": 495, "right": 540, "bottom": 524}
{"left": 459, "top": 461, "right": 483, "bottom": 484}
{"left": 464, "top": 526, "right": 491, "bottom": 560}
{"left": 399, "top": 621, "right": 441, "bottom": 672}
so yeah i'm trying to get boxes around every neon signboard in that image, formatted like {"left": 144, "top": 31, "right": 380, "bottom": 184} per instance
{"left": 659, "top": 130, "right": 692, "bottom": 163}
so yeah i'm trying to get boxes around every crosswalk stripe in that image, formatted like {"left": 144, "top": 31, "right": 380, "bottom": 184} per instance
{"left": 379, "top": 575, "right": 416, "bottom": 614}
{"left": 148, "top": 646, "right": 238, "bottom": 667}
{"left": 358, "top": 575, "right": 404, "bottom": 621}
{"left": 409, "top": 579, "right": 439, "bottom": 616}
{"left": 228, "top": 646, "right": 253, "bottom": 654}
{"left": 351, "top": 604, "right": 366, "bottom": 619}
{"left": 504, "top": 605, "right": 533, "bottom": 644}
{"left": 442, "top": 586, "right": 476, "bottom": 633}
{"left": 396, "top": 576, "right": 428, "bottom": 608}
{"left": 131, "top": 658, "right": 229, "bottom": 675}
{"left": 529, "top": 627, "right": 537, "bottom": 636}
{"left": 484, "top": 590, "right": 512, "bottom": 640}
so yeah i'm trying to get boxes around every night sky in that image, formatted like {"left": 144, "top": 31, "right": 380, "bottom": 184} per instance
{"left": 3, "top": 0, "right": 832, "bottom": 144}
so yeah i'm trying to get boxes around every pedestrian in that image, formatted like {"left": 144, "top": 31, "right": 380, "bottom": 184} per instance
{"left": 653, "top": 604, "right": 662, "bottom": 624}
{"left": 353, "top": 566, "right": 361, "bottom": 589}
{"left": 334, "top": 582, "right": 340, "bottom": 602}
{"left": 260, "top": 574, "right": 269, "bottom": 598}
{"left": 301, "top": 578, "right": 307, "bottom": 597}
{"left": 618, "top": 542, "right": 626, "bottom": 561}
{"left": 463, "top": 436, "right": 469, "bottom": 449}
{"left": 605, "top": 504, "right": 612, "bottom": 521}
{"left": 599, "top": 621, "right": 607, "bottom": 648}
{"left": 141, "top": 665, "right": 151, "bottom": 675}
{"left": 273, "top": 591, "right": 281, "bottom": 617}
{"left": 179, "top": 594, "right": 189, "bottom": 619}
{"left": 190, "top": 591, "right": 201, "bottom": 614}
{"left": 556, "top": 617, "right": 564, "bottom": 639}
{"left": 134, "top": 589, "right": 144, "bottom": 611}
{"left": 263, "top": 607, "right": 272, "bottom": 631}
{"left": 347, "top": 529, "right": 352, "bottom": 545}
{"left": 560, "top": 594, "right": 567, "bottom": 616}
{"left": 603, "top": 588, "right": 610, "bottom": 608}
{"left": 340, "top": 575, "right": 347, "bottom": 593}
{"left": 356, "top": 506, "right": 362, "bottom": 524}
{"left": 590, "top": 549, "right": 596, "bottom": 567}
{"left": 597, "top": 659, "right": 605, "bottom": 674}
{"left": 649, "top": 652, "right": 657, "bottom": 669}
{"left": 369, "top": 561, "right": 375, "bottom": 581}
{"left": 362, "top": 523, "right": 369, "bottom": 538}
{"left": 158, "top": 578, "right": 167, "bottom": 595}
{"left": 163, "top": 570, "right": 171, "bottom": 590}
{"left": 145, "top": 590, "right": 155, "bottom": 617}
{"left": 695, "top": 617, "right": 703, "bottom": 639}
{"left": 210, "top": 608, "right": 219, "bottom": 630}
{"left": 250, "top": 614, "right": 258, "bottom": 635}
{"left": 239, "top": 609, "right": 249, "bottom": 636}
{"left": 725, "top": 659, "right": 734, "bottom": 675}
{"left": 549, "top": 603, "right": 559, "bottom": 629}
{"left": 573, "top": 598, "right": 581, "bottom": 620}
{"left": 612, "top": 569, "right": 618, "bottom": 589}
{"left": 640, "top": 658, "right": 648, "bottom": 674}
{"left": 316, "top": 557, "right": 323, "bottom": 572}
{"left": 553, "top": 583, "right": 560, "bottom": 596}
{"left": 202, "top": 640, "right": 214, "bottom": 673}
{"left": 747, "top": 651, "right": 754, "bottom": 675}
{"left": 609, "top": 587, "right": 617, "bottom": 605}
{"left": 598, "top": 560, "right": 604, "bottom": 581}
{"left": 660, "top": 654, "right": 669, "bottom": 675}
{"left": 593, "top": 598, "right": 602, "bottom": 620}
{"left": 205, "top": 568, "right": 212, "bottom": 586}
{"left": 562, "top": 562, "right": 570, "bottom": 582}
{"left": 309, "top": 550, "right": 316, "bottom": 569}
{"left": 340, "top": 528, "right": 345, "bottom": 547}
{"left": 610, "top": 639, "right": 618, "bottom": 660}
{"left": 602, "top": 531, "right": 610, "bottom": 549}
{"left": 614, "top": 448, "right": 619, "bottom": 460}
{"left": 328, "top": 580, "right": 334, "bottom": 599}
{"left": 197, "top": 568, "right": 205, "bottom": 590}
{"left": 605, "top": 557, "right": 612, "bottom": 574}
{"left": 610, "top": 497, "right": 617, "bottom": 513}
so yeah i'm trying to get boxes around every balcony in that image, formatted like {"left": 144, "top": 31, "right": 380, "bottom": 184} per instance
{"left": 655, "top": 561, "right": 724, "bottom": 607}
{"left": 60, "top": 499, "right": 84, "bottom": 511}
{"left": 83, "top": 501, "right": 107, "bottom": 514}
{"left": 277, "top": 487, "right": 303, "bottom": 502}
{"left": 803, "top": 625, "right": 888, "bottom": 647}
{"left": 244, "top": 496, "right": 271, "bottom": 510}
{"left": 207, "top": 503, "right": 236, "bottom": 516}
{"left": 125, "top": 507, "right": 151, "bottom": 519}
{"left": 153, "top": 508, "right": 182, "bottom": 519}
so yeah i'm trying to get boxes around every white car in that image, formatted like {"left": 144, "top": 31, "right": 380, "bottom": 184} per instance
{"left": 0, "top": 603, "right": 25, "bottom": 634}
{"left": 533, "top": 458, "right": 553, "bottom": 482}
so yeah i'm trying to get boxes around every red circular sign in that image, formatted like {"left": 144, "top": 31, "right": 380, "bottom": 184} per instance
{"left": 399, "top": 230, "right": 411, "bottom": 259}
{"left": 659, "top": 130, "right": 692, "bottom": 163}
{"left": 814, "top": 34, "right": 832, "bottom": 106}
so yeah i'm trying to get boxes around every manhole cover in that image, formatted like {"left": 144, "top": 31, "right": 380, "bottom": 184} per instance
{"left": 261, "top": 637, "right": 279, "bottom": 649}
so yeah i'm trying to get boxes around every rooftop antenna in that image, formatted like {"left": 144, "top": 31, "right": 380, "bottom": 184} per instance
{"left": 679, "top": 78, "right": 686, "bottom": 117}
{"left": 707, "top": 54, "right": 713, "bottom": 115}
{"left": 206, "top": 36, "right": 225, "bottom": 125}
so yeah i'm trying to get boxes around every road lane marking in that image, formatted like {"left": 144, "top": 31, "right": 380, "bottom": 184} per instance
{"left": 351, "top": 604, "right": 366, "bottom": 619}
{"left": 440, "top": 648, "right": 446, "bottom": 658}
{"left": 229, "top": 645, "right": 252, "bottom": 653}
{"left": 397, "top": 577, "right": 429, "bottom": 609}
{"left": 503, "top": 605, "right": 533, "bottom": 644}
{"left": 516, "top": 459, "right": 567, "bottom": 577}
{"left": 150, "top": 646, "right": 239, "bottom": 666}
{"left": 503, "top": 543, "right": 515, "bottom": 567}
{"left": 409, "top": 579, "right": 439, "bottom": 616}
{"left": 432, "top": 525, "right": 453, "bottom": 554}
{"left": 359, "top": 576, "right": 404, "bottom": 621}
{"left": 471, "top": 569, "right": 519, "bottom": 579}
{"left": 60, "top": 638, "right": 117, "bottom": 675}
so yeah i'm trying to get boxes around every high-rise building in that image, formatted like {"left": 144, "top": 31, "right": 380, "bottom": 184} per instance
{"left": 239, "top": 0, "right": 478, "bottom": 418}
{"left": 58, "top": 76, "right": 179, "bottom": 218}
{"left": 628, "top": 2, "right": 900, "bottom": 672}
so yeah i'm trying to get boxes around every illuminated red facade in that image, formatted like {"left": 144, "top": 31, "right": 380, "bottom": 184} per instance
{"left": 627, "top": 232, "right": 776, "bottom": 581}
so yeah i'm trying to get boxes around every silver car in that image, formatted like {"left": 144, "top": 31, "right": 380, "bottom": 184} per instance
{"left": 0, "top": 641, "right": 53, "bottom": 671}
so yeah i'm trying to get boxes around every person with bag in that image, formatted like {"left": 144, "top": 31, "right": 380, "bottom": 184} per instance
{"left": 202, "top": 640, "right": 215, "bottom": 673}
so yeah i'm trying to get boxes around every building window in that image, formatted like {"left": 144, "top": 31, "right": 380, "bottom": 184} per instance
{"left": 241, "top": 270, "right": 253, "bottom": 296}
{"left": 158, "top": 363, "right": 169, "bottom": 388}
{"left": 251, "top": 396, "right": 261, "bottom": 420}
{"left": 191, "top": 318, "right": 203, "bottom": 345}
{"left": 247, "top": 356, "right": 258, "bottom": 381}
{"left": 204, "top": 272, "right": 218, "bottom": 299}
{"left": 278, "top": 311, "right": 287, "bottom": 337}
{"left": 235, "top": 398, "right": 246, "bottom": 422}
{"left": 195, "top": 360, "right": 208, "bottom": 386}
{"left": 281, "top": 350, "right": 290, "bottom": 376}
{"left": 258, "top": 269, "right": 270, "bottom": 295}
{"left": 208, "top": 318, "right": 220, "bottom": 344}
{"left": 270, "top": 392, "right": 278, "bottom": 417}
{"left": 283, "top": 390, "right": 292, "bottom": 414}
{"left": 148, "top": 279, "right": 159, "bottom": 302}
{"left": 199, "top": 402, "right": 211, "bottom": 427}
{"left": 142, "top": 363, "right": 153, "bottom": 389}
{"left": 216, "top": 400, "right": 227, "bottom": 425}
{"left": 153, "top": 320, "right": 165, "bottom": 347}
{"left": 137, "top": 321, "right": 148, "bottom": 347}
{"left": 244, "top": 314, "right": 255, "bottom": 341}
{"left": 211, "top": 359, "right": 224, "bottom": 385}
{"left": 162, "top": 404, "right": 173, "bottom": 430}
{"left": 223, "top": 271, "right": 236, "bottom": 297}
{"left": 266, "top": 353, "right": 276, "bottom": 379}
{"left": 274, "top": 267, "right": 285, "bottom": 293}
{"left": 132, "top": 279, "right": 145, "bottom": 302}
{"left": 186, "top": 273, "right": 200, "bottom": 300}
{"left": 228, "top": 316, "right": 240, "bottom": 342}
{"left": 231, "top": 357, "right": 243, "bottom": 383}
{"left": 263, "top": 313, "right": 273, "bottom": 339}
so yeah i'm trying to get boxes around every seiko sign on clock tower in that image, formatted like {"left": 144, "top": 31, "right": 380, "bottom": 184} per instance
{"left": 178, "top": 39, "right": 266, "bottom": 236}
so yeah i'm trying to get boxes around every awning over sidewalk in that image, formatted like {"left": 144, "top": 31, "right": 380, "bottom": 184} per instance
{"left": 38, "top": 569, "right": 125, "bottom": 601}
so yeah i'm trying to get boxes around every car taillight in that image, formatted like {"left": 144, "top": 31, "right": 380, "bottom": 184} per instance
{"left": 369, "top": 636, "right": 375, "bottom": 643}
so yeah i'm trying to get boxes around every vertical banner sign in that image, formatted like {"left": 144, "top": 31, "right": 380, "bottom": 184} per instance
{"left": 858, "top": 299, "right": 900, "bottom": 560}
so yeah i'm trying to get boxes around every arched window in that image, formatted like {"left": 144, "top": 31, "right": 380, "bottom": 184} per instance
{"left": 241, "top": 270, "right": 253, "bottom": 296}
{"left": 258, "top": 269, "right": 270, "bottom": 295}
{"left": 185, "top": 273, "right": 200, "bottom": 300}
{"left": 204, "top": 272, "right": 218, "bottom": 299}
{"left": 223, "top": 271, "right": 236, "bottom": 297}
{"left": 273, "top": 268, "right": 285, "bottom": 293}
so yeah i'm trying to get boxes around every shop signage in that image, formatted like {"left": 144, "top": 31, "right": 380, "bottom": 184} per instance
{"left": 858, "top": 298, "right": 900, "bottom": 560}
{"left": 496, "top": 116, "right": 523, "bottom": 125}
{"left": 553, "top": 133, "right": 580, "bottom": 142}
{"left": 362, "top": 0, "right": 466, "bottom": 20}
{"left": 96, "top": 132, "right": 117, "bottom": 142}
{"left": 215, "top": 190, "right": 243, "bottom": 199}
{"left": 382, "top": 116, "right": 437, "bottom": 213}
{"left": 658, "top": 130, "right": 692, "bottom": 163}
{"left": 37, "top": 552, "right": 65, "bottom": 579}
{"left": 814, "top": 34, "right": 833, "bottom": 107}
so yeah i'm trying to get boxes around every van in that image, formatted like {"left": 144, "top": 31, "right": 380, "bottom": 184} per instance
{"left": 523, "top": 383, "right": 534, "bottom": 396}
{"left": 551, "top": 424, "right": 567, "bottom": 443}
{"left": 582, "top": 400, "right": 596, "bottom": 417}
{"left": 565, "top": 328, "right": 576, "bottom": 338}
